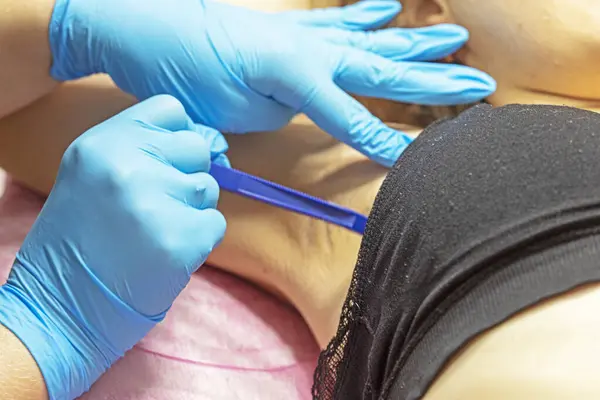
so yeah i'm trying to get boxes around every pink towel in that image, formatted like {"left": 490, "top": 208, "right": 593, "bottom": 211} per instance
{"left": 0, "top": 175, "right": 319, "bottom": 399}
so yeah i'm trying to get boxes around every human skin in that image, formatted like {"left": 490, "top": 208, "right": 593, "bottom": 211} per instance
{"left": 0, "top": 324, "right": 48, "bottom": 400}
{"left": 2, "top": 0, "right": 600, "bottom": 398}
{"left": 0, "top": 0, "right": 57, "bottom": 118}
{"left": 344, "top": 0, "right": 600, "bottom": 122}
{"left": 0, "top": 76, "right": 391, "bottom": 347}
{"left": 442, "top": 0, "right": 600, "bottom": 111}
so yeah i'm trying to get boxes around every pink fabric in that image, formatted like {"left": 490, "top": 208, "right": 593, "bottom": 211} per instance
{"left": 0, "top": 175, "right": 318, "bottom": 399}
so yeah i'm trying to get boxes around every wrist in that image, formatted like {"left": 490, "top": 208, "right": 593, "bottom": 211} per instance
{"left": 0, "top": 278, "right": 109, "bottom": 399}
{"left": 0, "top": 323, "right": 48, "bottom": 400}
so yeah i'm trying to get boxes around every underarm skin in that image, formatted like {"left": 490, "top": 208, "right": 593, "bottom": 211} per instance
{"left": 3, "top": 76, "right": 600, "bottom": 400}
{"left": 3, "top": 3, "right": 600, "bottom": 396}
{"left": 0, "top": 74, "right": 389, "bottom": 347}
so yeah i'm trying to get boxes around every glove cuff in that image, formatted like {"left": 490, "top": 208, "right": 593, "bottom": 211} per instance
{"left": 0, "top": 282, "right": 106, "bottom": 399}
{"left": 49, "top": 0, "right": 103, "bottom": 81}
{"left": 0, "top": 244, "right": 160, "bottom": 397}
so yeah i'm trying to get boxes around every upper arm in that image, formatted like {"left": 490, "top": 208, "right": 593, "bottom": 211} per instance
{"left": 0, "top": 75, "right": 135, "bottom": 194}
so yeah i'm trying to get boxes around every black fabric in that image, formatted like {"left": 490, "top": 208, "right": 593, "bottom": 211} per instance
{"left": 312, "top": 104, "right": 600, "bottom": 399}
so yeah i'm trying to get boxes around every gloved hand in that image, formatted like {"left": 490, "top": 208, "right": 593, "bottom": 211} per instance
{"left": 0, "top": 95, "right": 226, "bottom": 400}
{"left": 49, "top": 0, "right": 495, "bottom": 167}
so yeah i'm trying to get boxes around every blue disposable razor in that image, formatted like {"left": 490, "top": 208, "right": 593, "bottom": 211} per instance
{"left": 209, "top": 164, "right": 368, "bottom": 235}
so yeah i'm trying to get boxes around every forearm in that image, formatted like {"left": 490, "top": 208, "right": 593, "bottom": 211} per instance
{"left": 0, "top": 0, "right": 58, "bottom": 119}
{"left": 0, "top": 324, "right": 48, "bottom": 400}
{"left": 0, "top": 0, "right": 315, "bottom": 189}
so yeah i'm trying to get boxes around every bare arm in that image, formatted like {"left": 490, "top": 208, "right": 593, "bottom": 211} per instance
{"left": 0, "top": 324, "right": 48, "bottom": 400}
{"left": 0, "top": 75, "right": 136, "bottom": 194}
{"left": 0, "top": 0, "right": 58, "bottom": 119}
{"left": 5, "top": 77, "right": 600, "bottom": 399}
{"left": 0, "top": 74, "right": 392, "bottom": 346}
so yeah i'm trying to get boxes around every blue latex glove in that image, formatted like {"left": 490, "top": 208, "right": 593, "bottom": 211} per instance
{"left": 49, "top": 0, "right": 496, "bottom": 167}
{"left": 0, "top": 95, "right": 227, "bottom": 400}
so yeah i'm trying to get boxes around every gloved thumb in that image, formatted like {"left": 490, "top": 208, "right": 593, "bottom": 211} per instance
{"left": 116, "top": 95, "right": 195, "bottom": 132}
{"left": 115, "top": 96, "right": 231, "bottom": 167}
{"left": 153, "top": 123, "right": 231, "bottom": 173}
{"left": 193, "top": 124, "right": 231, "bottom": 167}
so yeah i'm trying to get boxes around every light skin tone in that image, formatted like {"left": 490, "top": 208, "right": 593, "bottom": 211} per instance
{"left": 2, "top": 0, "right": 600, "bottom": 399}
{"left": 0, "top": 79, "right": 392, "bottom": 347}
{"left": 349, "top": 0, "right": 600, "bottom": 119}
{"left": 0, "top": 0, "right": 57, "bottom": 119}
{"left": 443, "top": 0, "right": 600, "bottom": 112}
{"left": 0, "top": 0, "right": 59, "bottom": 398}
{"left": 0, "top": 324, "right": 47, "bottom": 400}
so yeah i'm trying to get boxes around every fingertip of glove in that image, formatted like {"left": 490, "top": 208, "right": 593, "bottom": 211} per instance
{"left": 421, "top": 24, "right": 469, "bottom": 42}
{"left": 464, "top": 68, "right": 497, "bottom": 97}
{"left": 356, "top": 123, "right": 414, "bottom": 168}
{"left": 212, "top": 153, "right": 232, "bottom": 168}
{"left": 357, "top": 0, "right": 402, "bottom": 13}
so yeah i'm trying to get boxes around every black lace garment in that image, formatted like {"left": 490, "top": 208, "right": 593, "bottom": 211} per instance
{"left": 313, "top": 104, "right": 600, "bottom": 399}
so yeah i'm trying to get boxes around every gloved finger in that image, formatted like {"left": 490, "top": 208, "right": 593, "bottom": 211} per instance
{"left": 212, "top": 153, "right": 231, "bottom": 168}
{"left": 335, "top": 49, "right": 496, "bottom": 105}
{"left": 167, "top": 171, "right": 220, "bottom": 210}
{"left": 300, "top": 81, "right": 413, "bottom": 167}
{"left": 281, "top": 0, "right": 400, "bottom": 31}
{"left": 181, "top": 208, "right": 227, "bottom": 274}
{"left": 150, "top": 129, "right": 212, "bottom": 174}
{"left": 191, "top": 123, "right": 231, "bottom": 166}
{"left": 118, "top": 95, "right": 194, "bottom": 132}
{"left": 315, "top": 24, "right": 468, "bottom": 62}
